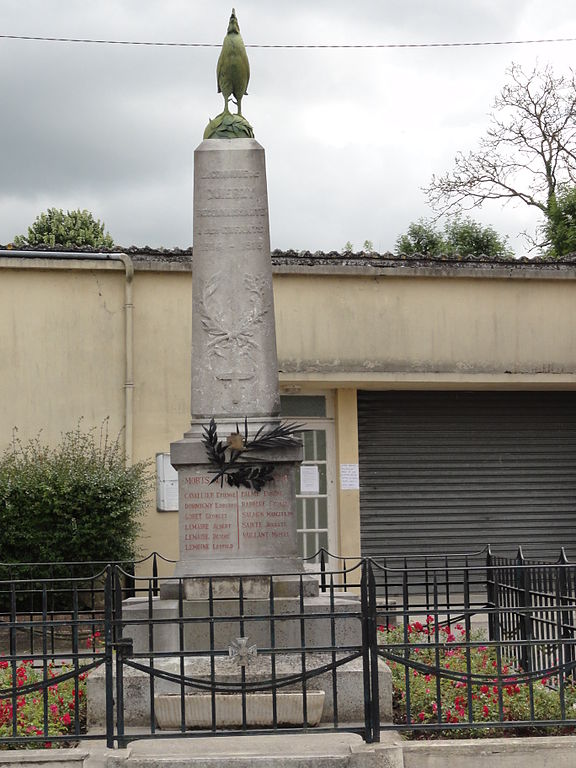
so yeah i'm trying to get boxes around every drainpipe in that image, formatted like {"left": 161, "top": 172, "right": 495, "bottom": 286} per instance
{"left": 0, "top": 250, "right": 135, "bottom": 466}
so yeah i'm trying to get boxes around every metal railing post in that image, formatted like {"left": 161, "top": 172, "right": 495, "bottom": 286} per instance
{"left": 486, "top": 545, "right": 497, "bottom": 641}
{"left": 104, "top": 565, "right": 115, "bottom": 749}
{"left": 515, "top": 547, "right": 532, "bottom": 673}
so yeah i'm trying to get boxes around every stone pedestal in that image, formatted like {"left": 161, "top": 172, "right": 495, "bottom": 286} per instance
{"left": 168, "top": 442, "right": 303, "bottom": 581}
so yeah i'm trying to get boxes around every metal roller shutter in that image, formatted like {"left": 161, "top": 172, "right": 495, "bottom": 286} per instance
{"left": 358, "top": 391, "right": 576, "bottom": 561}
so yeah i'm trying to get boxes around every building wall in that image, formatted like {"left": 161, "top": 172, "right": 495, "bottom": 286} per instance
{"left": 1, "top": 256, "right": 575, "bottom": 570}
{"left": 274, "top": 269, "right": 576, "bottom": 381}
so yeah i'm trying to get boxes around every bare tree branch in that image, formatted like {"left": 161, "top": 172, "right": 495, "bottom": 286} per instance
{"left": 424, "top": 63, "right": 576, "bottom": 248}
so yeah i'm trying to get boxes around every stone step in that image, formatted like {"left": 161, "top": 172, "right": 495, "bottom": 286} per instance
{"left": 106, "top": 733, "right": 403, "bottom": 768}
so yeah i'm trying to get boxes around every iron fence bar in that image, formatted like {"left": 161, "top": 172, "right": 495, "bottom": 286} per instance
{"left": 152, "top": 552, "right": 159, "bottom": 597}
{"left": 41, "top": 584, "right": 49, "bottom": 737}
{"left": 360, "top": 560, "right": 373, "bottom": 742}
{"left": 114, "top": 566, "right": 127, "bottom": 747}
{"left": 367, "top": 560, "right": 380, "bottom": 743}
{"left": 444, "top": 556, "right": 451, "bottom": 631}
{"left": 298, "top": 572, "right": 309, "bottom": 730}
{"left": 555, "top": 566, "right": 567, "bottom": 720}
{"left": 209, "top": 576, "right": 217, "bottom": 733}
{"left": 463, "top": 566, "right": 474, "bottom": 725}
{"left": 516, "top": 549, "right": 532, "bottom": 674}
{"left": 72, "top": 580, "right": 81, "bottom": 736}
{"left": 104, "top": 565, "right": 115, "bottom": 749}
{"left": 329, "top": 570, "right": 339, "bottom": 728}
{"left": 178, "top": 578, "right": 185, "bottom": 733}
{"left": 148, "top": 575, "right": 157, "bottom": 735}
{"left": 239, "top": 576, "right": 248, "bottom": 731}
{"left": 268, "top": 574, "right": 278, "bottom": 730}
{"left": 432, "top": 573, "right": 442, "bottom": 727}
{"left": 558, "top": 551, "right": 575, "bottom": 682}
{"left": 320, "top": 548, "right": 327, "bottom": 593}
{"left": 401, "top": 560, "right": 411, "bottom": 728}
{"left": 10, "top": 581, "right": 17, "bottom": 738}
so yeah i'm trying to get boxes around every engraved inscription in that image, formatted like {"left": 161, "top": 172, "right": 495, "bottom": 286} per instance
{"left": 198, "top": 208, "right": 267, "bottom": 217}
{"left": 198, "top": 225, "right": 265, "bottom": 236}
{"left": 179, "top": 471, "right": 295, "bottom": 557}
{"left": 194, "top": 240, "right": 264, "bottom": 252}
{"left": 200, "top": 170, "right": 260, "bottom": 179}
{"left": 207, "top": 187, "right": 257, "bottom": 200}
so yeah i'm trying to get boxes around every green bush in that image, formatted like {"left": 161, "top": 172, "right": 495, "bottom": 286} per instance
{"left": 0, "top": 423, "right": 150, "bottom": 567}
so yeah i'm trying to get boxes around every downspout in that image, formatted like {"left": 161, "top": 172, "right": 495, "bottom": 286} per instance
{"left": 0, "top": 250, "right": 135, "bottom": 466}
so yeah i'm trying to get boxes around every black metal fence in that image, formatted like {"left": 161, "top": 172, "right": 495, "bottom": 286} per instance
{"left": 1, "top": 549, "right": 576, "bottom": 749}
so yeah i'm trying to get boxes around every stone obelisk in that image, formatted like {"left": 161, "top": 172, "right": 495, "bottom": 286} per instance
{"left": 170, "top": 11, "right": 302, "bottom": 578}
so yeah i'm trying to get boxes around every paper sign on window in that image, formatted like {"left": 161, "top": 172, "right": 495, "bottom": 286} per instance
{"left": 300, "top": 465, "right": 320, "bottom": 494}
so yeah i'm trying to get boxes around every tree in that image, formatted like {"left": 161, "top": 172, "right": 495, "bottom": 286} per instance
{"left": 395, "top": 216, "right": 513, "bottom": 259}
{"left": 543, "top": 185, "right": 576, "bottom": 257}
{"left": 396, "top": 220, "right": 446, "bottom": 257}
{"left": 13, "top": 208, "right": 114, "bottom": 248}
{"left": 340, "top": 240, "right": 375, "bottom": 254}
{"left": 425, "top": 64, "right": 576, "bottom": 251}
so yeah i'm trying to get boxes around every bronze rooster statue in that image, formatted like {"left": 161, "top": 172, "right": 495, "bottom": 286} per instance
{"left": 217, "top": 8, "right": 250, "bottom": 116}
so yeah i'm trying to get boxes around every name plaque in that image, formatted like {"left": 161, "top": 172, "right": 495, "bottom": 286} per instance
{"left": 177, "top": 467, "right": 298, "bottom": 562}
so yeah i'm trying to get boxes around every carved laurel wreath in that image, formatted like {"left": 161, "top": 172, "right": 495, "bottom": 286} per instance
{"left": 202, "top": 417, "right": 302, "bottom": 492}
{"left": 199, "top": 273, "right": 269, "bottom": 363}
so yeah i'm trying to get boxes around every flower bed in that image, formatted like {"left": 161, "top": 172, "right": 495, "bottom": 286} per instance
{"left": 380, "top": 618, "right": 576, "bottom": 738}
{"left": 0, "top": 658, "right": 87, "bottom": 749}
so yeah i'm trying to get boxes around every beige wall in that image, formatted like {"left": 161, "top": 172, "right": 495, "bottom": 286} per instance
{"left": 0, "top": 263, "right": 126, "bottom": 443}
{"left": 2, "top": 257, "right": 575, "bottom": 570}
{"left": 274, "top": 271, "right": 576, "bottom": 379}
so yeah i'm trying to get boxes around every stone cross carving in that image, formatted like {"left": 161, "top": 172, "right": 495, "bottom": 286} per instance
{"left": 229, "top": 636, "right": 258, "bottom": 667}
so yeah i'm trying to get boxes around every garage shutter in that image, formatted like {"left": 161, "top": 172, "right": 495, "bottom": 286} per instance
{"left": 358, "top": 391, "right": 576, "bottom": 561}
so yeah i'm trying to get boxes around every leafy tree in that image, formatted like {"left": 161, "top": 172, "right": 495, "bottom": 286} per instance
{"left": 0, "top": 423, "right": 150, "bottom": 567}
{"left": 443, "top": 217, "right": 513, "bottom": 258}
{"left": 14, "top": 208, "right": 114, "bottom": 248}
{"left": 425, "top": 64, "right": 576, "bottom": 251}
{"left": 543, "top": 185, "right": 576, "bottom": 257}
{"left": 396, "top": 220, "right": 446, "bottom": 257}
{"left": 395, "top": 216, "right": 513, "bottom": 259}
{"left": 341, "top": 240, "right": 375, "bottom": 254}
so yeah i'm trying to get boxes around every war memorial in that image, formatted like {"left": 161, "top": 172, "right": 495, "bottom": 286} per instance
{"left": 85, "top": 8, "right": 392, "bottom": 735}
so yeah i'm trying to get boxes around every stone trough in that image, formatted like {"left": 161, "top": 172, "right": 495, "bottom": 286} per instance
{"left": 154, "top": 690, "right": 325, "bottom": 729}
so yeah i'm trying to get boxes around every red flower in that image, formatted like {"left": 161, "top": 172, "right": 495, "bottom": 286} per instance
{"left": 482, "top": 705, "right": 490, "bottom": 717}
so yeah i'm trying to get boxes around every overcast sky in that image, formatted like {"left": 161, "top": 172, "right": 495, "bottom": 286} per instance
{"left": 1, "top": 1, "right": 576, "bottom": 255}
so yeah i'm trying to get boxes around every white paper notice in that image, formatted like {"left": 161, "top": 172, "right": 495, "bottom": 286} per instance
{"left": 300, "top": 465, "right": 320, "bottom": 494}
{"left": 340, "top": 463, "right": 360, "bottom": 490}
